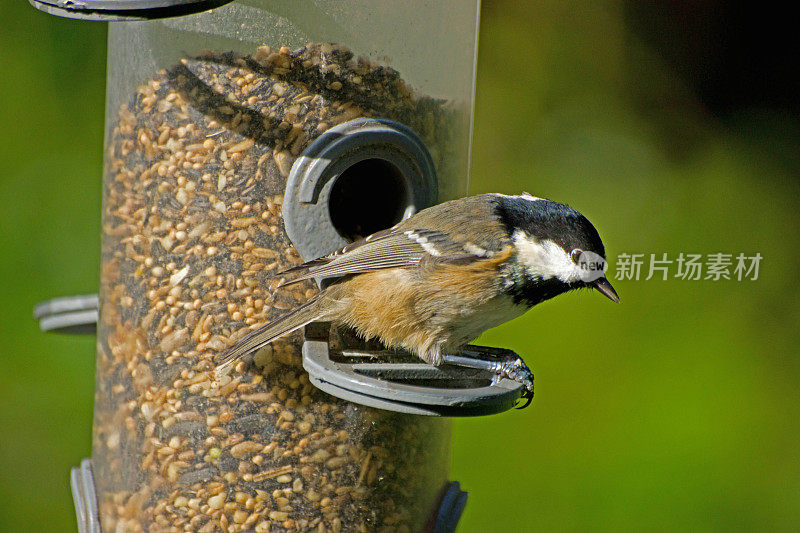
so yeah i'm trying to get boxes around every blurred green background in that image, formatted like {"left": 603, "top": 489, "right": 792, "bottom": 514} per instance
{"left": 1, "top": 1, "right": 799, "bottom": 531}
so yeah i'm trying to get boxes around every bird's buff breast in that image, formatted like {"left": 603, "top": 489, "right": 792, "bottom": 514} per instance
{"left": 444, "top": 294, "right": 529, "bottom": 349}
{"left": 328, "top": 248, "right": 527, "bottom": 363}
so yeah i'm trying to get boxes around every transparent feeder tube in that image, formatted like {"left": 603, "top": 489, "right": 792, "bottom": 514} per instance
{"left": 94, "top": 2, "right": 479, "bottom": 531}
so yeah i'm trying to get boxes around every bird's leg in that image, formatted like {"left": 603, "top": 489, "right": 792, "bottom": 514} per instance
{"left": 442, "top": 348, "right": 534, "bottom": 408}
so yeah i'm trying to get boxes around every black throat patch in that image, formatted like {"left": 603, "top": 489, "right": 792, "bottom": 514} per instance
{"left": 502, "top": 258, "right": 576, "bottom": 307}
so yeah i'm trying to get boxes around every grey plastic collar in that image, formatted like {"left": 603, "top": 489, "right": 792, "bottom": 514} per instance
{"left": 284, "top": 118, "right": 437, "bottom": 263}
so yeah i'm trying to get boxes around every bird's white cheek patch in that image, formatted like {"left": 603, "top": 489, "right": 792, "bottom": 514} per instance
{"left": 512, "top": 231, "right": 581, "bottom": 283}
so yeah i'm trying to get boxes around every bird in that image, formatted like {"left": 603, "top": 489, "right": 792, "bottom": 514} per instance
{"left": 216, "top": 193, "right": 619, "bottom": 406}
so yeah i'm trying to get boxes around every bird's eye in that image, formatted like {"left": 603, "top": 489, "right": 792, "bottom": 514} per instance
{"left": 570, "top": 249, "right": 583, "bottom": 263}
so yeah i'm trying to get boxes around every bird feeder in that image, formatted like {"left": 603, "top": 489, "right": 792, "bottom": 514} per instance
{"left": 29, "top": 1, "right": 514, "bottom": 531}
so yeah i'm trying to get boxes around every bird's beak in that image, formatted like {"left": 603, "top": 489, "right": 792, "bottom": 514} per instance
{"left": 592, "top": 277, "right": 620, "bottom": 303}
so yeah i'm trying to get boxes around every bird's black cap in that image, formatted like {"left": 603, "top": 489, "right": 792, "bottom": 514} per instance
{"left": 494, "top": 195, "right": 606, "bottom": 259}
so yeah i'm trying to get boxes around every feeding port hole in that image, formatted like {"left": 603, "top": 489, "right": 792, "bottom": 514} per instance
{"left": 328, "top": 157, "right": 410, "bottom": 241}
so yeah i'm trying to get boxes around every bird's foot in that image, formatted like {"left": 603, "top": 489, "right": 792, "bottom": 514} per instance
{"left": 496, "top": 356, "right": 535, "bottom": 408}
{"left": 442, "top": 348, "right": 534, "bottom": 408}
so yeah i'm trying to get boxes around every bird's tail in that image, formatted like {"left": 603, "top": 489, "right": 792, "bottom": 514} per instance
{"left": 214, "top": 297, "right": 325, "bottom": 378}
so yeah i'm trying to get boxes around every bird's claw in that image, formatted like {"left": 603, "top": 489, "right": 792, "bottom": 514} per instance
{"left": 494, "top": 356, "right": 534, "bottom": 408}
{"left": 442, "top": 349, "right": 534, "bottom": 409}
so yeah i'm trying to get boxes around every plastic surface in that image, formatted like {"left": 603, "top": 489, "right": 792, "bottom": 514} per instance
{"left": 431, "top": 481, "right": 468, "bottom": 533}
{"left": 95, "top": 4, "right": 479, "bottom": 528}
{"left": 29, "top": 0, "right": 234, "bottom": 21}
{"left": 33, "top": 294, "right": 99, "bottom": 334}
{"left": 106, "top": 1, "right": 478, "bottom": 199}
{"left": 302, "top": 323, "right": 526, "bottom": 416}
{"left": 70, "top": 458, "right": 100, "bottom": 533}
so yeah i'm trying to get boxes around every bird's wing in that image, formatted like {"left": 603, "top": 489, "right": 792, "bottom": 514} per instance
{"left": 278, "top": 227, "right": 502, "bottom": 286}
{"left": 278, "top": 195, "right": 512, "bottom": 285}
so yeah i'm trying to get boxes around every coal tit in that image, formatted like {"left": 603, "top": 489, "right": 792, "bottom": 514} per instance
{"left": 216, "top": 193, "right": 619, "bottom": 403}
